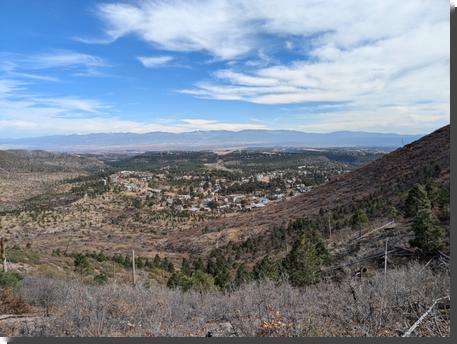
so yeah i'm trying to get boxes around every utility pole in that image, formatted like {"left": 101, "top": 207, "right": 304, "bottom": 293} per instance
{"left": 384, "top": 239, "right": 388, "bottom": 278}
{"left": 328, "top": 212, "right": 332, "bottom": 239}
{"left": 132, "top": 250, "right": 136, "bottom": 287}
{"left": 1, "top": 237, "right": 7, "bottom": 272}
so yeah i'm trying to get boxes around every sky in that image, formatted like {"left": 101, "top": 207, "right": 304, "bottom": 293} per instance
{"left": 0, "top": 0, "right": 450, "bottom": 138}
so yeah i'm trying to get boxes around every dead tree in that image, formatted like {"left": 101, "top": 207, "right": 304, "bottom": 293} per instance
{"left": 0, "top": 237, "right": 7, "bottom": 272}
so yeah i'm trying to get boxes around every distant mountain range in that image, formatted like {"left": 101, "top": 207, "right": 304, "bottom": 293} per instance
{"left": 0, "top": 130, "right": 423, "bottom": 152}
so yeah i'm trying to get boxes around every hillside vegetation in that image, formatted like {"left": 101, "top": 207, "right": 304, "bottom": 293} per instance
{"left": 0, "top": 126, "right": 450, "bottom": 337}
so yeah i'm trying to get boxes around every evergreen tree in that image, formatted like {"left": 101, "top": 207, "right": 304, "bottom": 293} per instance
{"left": 181, "top": 258, "right": 192, "bottom": 276}
{"left": 351, "top": 209, "right": 369, "bottom": 236}
{"left": 234, "top": 262, "right": 251, "bottom": 286}
{"left": 252, "top": 256, "right": 281, "bottom": 282}
{"left": 282, "top": 230, "right": 328, "bottom": 287}
{"left": 386, "top": 206, "right": 400, "bottom": 221}
{"left": 136, "top": 256, "right": 145, "bottom": 269}
{"left": 162, "top": 257, "right": 175, "bottom": 273}
{"left": 404, "top": 183, "right": 431, "bottom": 218}
{"left": 192, "top": 257, "right": 205, "bottom": 272}
{"left": 410, "top": 207, "right": 445, "bottom": 256}
{"left": 214, "top": 270, "right": 230, "bottom": 290}
{"left": 152, "top": 254, "right": 161, "bottom": 268}
{"left": 189, "top": 270, "right": 215, "bottom": 292}
{"left": 167, "top": 272, "right": 191, "bottom": 291}
{"left": 94, "top": 272, "right": 108, "bottom": 285}
{"left": 74, "top": 254, "right": 91, "bottom": 275}
{"left": 425, "top": 180, "right": 440, "bottom": 207}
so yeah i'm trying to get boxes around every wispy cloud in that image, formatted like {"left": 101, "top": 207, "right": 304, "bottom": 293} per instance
{"left": 85, "top": 0, "right": 449, "bottom": 133}
{"left": 0, "top": 50, "right": 108, "bottom": 78}
{"left": 179, "top": 119, "right": 266, "bottom": 131}
{"left": 0, "top": 77, "right": 264, "bottom": 137}
{"left": 93, "top": 1, "right": 257, "bottom": 59}
{"left": 137, "top": 55, "right": 174, "bottom": 68}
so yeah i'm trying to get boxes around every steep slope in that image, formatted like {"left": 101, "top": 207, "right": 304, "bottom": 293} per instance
{"left": 164, "top": 125, "right": 449, "bottom": 254}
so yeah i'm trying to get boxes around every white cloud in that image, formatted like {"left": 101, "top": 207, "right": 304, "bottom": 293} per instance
{"left": 88, "top": 0, "right": 450, "bottom": 133}
{"left": 94, "top": 1, "right": 258, "bottom": 59}
{"left": 0, "top": 77, "right": 264, "bottom": 136}
{"left": 137, "top": 55, "right": 174, "bottom": 68}
{"left": 25, "top": 51, "right": 106, "bottom": 70}
{"left": 0, "top": 51, "right": 108, "bottom": 78}
{"left": 93, "top": 0, "right": 447, "bottom": 59}
{"left": 180, "top": 119, "right": 266, "bottom": 131}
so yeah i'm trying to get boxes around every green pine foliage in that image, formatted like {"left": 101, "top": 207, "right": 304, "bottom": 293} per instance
{"left": 404, "top": 183, "right": 431, "bottom": 218}
{"left": 282, "top": 220, "right": 329, "bottom": 287}
{"left": 410, "top": 207, "right": 445, "bottom": 256}
{"left": 351, "top": 209, "right": 369, "bottom": 232}
{"left": 166, "top": 270, "right": 215, "bottom": 292}
{"left": 252, "top": 255, "right": 282, "bottom": 282}
{"left": 73, "top": 254, "right": 92, "bottom": 275}
{"left": 0, "top": 271, "right": 23, "bottom": 289}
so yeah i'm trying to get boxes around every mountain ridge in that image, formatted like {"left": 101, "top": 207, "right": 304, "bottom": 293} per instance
{"left": 0, "top": 129, "right": 424, "bottom": 152}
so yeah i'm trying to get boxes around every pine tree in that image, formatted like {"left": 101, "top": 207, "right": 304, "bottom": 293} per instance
{"left": 181, "top": 258, "right": 192, "bottom": 276}
{"left": 152, "top": 254, "right": 161, "bottom": 268}
{"left": 252, "top": 256, "right": 281, "bottom": 282}
{"left": 410, "top": 207, "right": 444, "bottom": 256}
{"left": 404, "top": 183, "right": 431, "bottom": 218}
{"left": 74, "top": 254, "right": 91, "bottom": 275}
{"left": 189, "top": 270, "right": 215, "bottom": 292}
{"left": 351, "top": 209, "right": 369, "bottom": 234}
{"left": 234, "top": 262, "right": 251, "bottom": 286}
{"left": 192, "top": 257, "right": 205, "bottom": 272}
{"left": 282, "top": 230, "right": 328, "bottom": 287}
{"left": 386, "top": 206, "right": 400, "bottom": 221}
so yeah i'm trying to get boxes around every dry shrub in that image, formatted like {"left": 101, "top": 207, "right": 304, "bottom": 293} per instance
{"left": 0, "top": 288, "right": 31, "bottom": 314}
{"left": 6, "top": 261, "right": 450, "bottom": 337}
{"left": 256, "top": 307, "right": 294, "bottom": 337}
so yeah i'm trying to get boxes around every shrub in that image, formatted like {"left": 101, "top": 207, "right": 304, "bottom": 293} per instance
{"left": 189, "top": 270, "right": 215, "bottom": 292}
{"left": 74, "top": 254, "right": 91, "bottom": 275}
{"left": 0, "top": 288, "right": 30, "bottom": 314}
{"left": 0, "top": 271, "right": 23, "bottom": 289}
{"left": 2, "top": 262, "right": 450, "bottom": 337}
{"left": 94, "top": 273, "right": 108, "bottom": 285}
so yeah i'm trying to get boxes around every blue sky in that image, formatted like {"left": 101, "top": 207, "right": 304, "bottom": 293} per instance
{"left": 0, "top": 0, "right": 450, "bottom": 138}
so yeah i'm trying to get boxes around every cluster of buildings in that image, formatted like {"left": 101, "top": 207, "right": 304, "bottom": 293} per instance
{"left": 108, "top": 169, "right": 315, "bottom": 215}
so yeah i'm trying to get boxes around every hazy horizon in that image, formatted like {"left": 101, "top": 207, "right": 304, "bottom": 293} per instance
{"left": 0, "top": 126, "right": 441, "bottom": 141}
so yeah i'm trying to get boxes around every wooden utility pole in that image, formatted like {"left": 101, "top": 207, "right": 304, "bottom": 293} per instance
{"left": 384, "top": 239, "right": 388, "bottom": 278}
{"left": 328, "top": 213, "right": 332, "bottom": 239}
{"left": 113, "top": 261, "right": 116, "bottom": 282}
{"left": 132, "top": 250, "right": 136, "bottom": 286}
{"left": 1, "top": 237, "right": 7, "bottom": 272}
